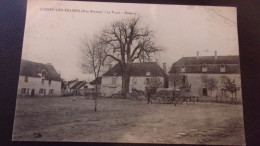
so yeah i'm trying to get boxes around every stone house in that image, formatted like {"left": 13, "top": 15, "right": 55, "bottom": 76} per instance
{"left": 101, "top": 62, "right": 168, "bottom": 97}
{"left": 17, "top": 59, "right": 62, "bottom": 97}
{"left": 169, "top": 51, "right": 242, "bottom": 102}
{"left": 70, "top": 80, "right": 88, "bottom": 95}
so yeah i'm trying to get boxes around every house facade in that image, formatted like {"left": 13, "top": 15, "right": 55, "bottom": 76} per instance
{"left": 101, "top": 62, "right": 168, "bottom": 97}
{"left": 70, "top": 80, "right": 88, "bottom": 95}
{"left": 89, "top": 77, "right": 102, "bottom": 94}
{"left": 169, "top": 51, "right": 242, "bottom": 102}
{"left": 17, "top": 59, "right": 62, "bottom": 97}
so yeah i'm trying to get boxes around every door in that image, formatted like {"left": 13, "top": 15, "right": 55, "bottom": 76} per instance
{"left": 31, "top": 89, "right": 35, "bottom": 97}
{"left": 203, "top": 88, "right": 207, "bottom": 96}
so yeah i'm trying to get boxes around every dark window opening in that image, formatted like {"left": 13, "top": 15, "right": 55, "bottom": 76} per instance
{"left": 49, "top": 89, "right": 54, "bottom": 95}
{"left": 24, "top": 76, "right": 28, "bottom": 82}
{"left": 203, "top": 88, "right": 208, "bottom": 96}
{"left": 21, "top": 88, "right": 26, "bottom": 94}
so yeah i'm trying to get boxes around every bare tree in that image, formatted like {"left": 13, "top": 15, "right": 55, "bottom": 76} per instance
{"left": 169, "top": 66, "right": 183, "bottom": 90}
{"left": 145, "top": 77, "right": 163, "bottom": 104}
{"left": 205, "top": 77, "right": 218, "bottom": 104}
{"left": 222, "top": 76, "right": 237, "bottom": 103}
{"left": 80, "top": 36, "right": 107, "bottom": 111}
{"left": 99, "top": 16, "right": 162, "bottom": 95}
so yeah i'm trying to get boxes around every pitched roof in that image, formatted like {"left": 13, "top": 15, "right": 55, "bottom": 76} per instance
{"left": 20, "top": 59, "right": 61, "bottom": 81}
{"left": 169, "top": 55, "right": 240, "bottom": 74}
{"left": 89, "top": 77, "right": 102, "bottom": 85}
{"left": 70, "top": 81, "right": 87, "bottom": 89}
{"left": 172, "top": 56, "right": 239, "bottom": 65}
{"left": 102, "top": 62, "right": 168, "bottom": 77}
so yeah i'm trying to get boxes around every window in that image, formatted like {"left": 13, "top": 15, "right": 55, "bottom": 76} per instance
{"left": 49, "top": 80, "right": 51, "bottom": 85}
{"left": 24, "top": 76, "right": 28, "bottom": 82}
{"left": 21, "top": 88, "right": 26, "bottom": 94}
{"left": 220, "top": 66, "right": 226, "bottom": 73}
{"left": 132, "top": 77, "right": 137, "bottom": 85}
{"left": 181, "top": 67, "right": 185, "bottom": 73}
{"left": 49, "top": 89, "right": 54, "bottom": 95}
{"left": 42, "top": 71, "right": 46, "bottom": 78}
{"left": 202, "top": 66, "right": 207, "bottom": 72}
{"left": 146, "top": 72, "right": 151, "bottom": 76}
{"left": 26, "top": 88, "right": 29, "bottom": 95}
{"left": 112, "top": 77, "right": 116, "bottom": 86}
{"left": 146, "top": 78, "right": 150, "bottom": 85}
{"left": 202, "top": 75, "right": 208, "bottom": 83}
{"left": 221, "top": 76, "right": 226, "bottom": 84}
{"left": 41, "top": 79, "right": 44, "bottom": 84}
{"left": 39, "top": 89, "right": 46, "bottom": 95}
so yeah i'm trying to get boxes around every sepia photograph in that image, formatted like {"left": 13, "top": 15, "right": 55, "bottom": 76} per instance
{"left": 12, "top": 0, "right": 245, "bottom": 145}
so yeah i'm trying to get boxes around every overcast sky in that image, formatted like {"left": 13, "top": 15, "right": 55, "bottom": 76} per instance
{"left": 22, "top": 0, "right": 239, "bottom": 81}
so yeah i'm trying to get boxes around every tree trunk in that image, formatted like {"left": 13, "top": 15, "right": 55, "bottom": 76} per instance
{"left": 122, "top": 74, "right": 130, "bottom": 95}
{"left": 94, "top": 83, "right": 98, "bottom": 111}
{"left": 121, "top": 64, "right": 130, "bottom": 97}
{"left": 210, "top": 89, "right": 213, "bottom": 104}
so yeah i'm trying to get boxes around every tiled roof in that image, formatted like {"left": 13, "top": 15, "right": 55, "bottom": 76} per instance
{"left": 70, "top": 81, "right": 87, "bottom": 89}
{"left": 172, "top": 56, "right": 239, "bottom": 65}
{"left": 89, "top": 77, "right": 102, "bottom": 85}
{"left": 20, "top": 59, "right": 61, "bottom": 81}
{"left": 169, "top": 56, "right": 240, "bottom": 74}
{"left": 102, "top": 62, "right": 168, "bottom": 77}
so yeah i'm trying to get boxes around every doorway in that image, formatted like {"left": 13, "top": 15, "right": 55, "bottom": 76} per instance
{"left": 31, "top": 89, "right": 35, "bottom": 97}
{"left": 202, "top": 88, "right": 207, "bottom": 96}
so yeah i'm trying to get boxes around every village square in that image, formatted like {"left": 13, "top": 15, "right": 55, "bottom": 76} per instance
{"left": 12, "top": 1, "right": 245, "bottom": 145}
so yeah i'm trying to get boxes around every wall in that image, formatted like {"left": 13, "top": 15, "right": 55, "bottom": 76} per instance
{"left": 101, "top": 76, "right": 165, "bottom": 96}
{"left": 17, "top": 75, "right": 61, "bottom": 96}
{"left": 169, "top": 73, "right": 242, "bottom": 102}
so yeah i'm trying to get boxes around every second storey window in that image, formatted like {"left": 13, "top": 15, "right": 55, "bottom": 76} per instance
{"left": 41, "top": 79, "right": 44, "bottom": 84}
{"left": 49, "top": 80, "right": 51, "bottom": 85}
{"left": 112, "top": 77, "right": 116, "bottom": 86}
{"left": 24, "top": 76, "right": 28, "bottom": 82}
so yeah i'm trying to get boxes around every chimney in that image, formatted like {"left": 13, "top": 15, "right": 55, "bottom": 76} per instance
{"left": 214, "top": 50, "right": 217, "bottom": 60}
{"left": 196, "top": 51, "right": 199, "bottom": 59}
{"left": 163, "top": 63, "right": 167, "bottom": 72}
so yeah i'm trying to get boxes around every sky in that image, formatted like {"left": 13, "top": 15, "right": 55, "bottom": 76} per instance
{"left": 21, "top": 0, "right": 239, "bottom": 81}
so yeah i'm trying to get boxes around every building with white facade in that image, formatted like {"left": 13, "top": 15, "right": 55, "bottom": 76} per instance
{"left": 169, "top": 51, "right": 242, "bottom": 102}
{"left": 17, "top": 59, "right": 62, "bottom": 97}
{"left": 101, "top": 62, "right": 168, "bottom": 97}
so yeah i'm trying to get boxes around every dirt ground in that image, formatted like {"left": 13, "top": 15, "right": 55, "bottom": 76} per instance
{"left": 12, "top": 96, "right": 246, "bottom": 145}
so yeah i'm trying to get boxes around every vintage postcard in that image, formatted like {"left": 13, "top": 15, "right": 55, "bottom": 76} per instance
{"left": 12, "top": 0, "right": 245, "bottom": 145}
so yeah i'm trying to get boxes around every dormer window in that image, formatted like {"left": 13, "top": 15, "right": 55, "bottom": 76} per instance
{"left": 202, "top": 66, "right": 207, "bottom": 72}
{"left": 146, "top": 72, "right": 151, "bottom": 76}
{"left": 41, "top": 70, "right": 46, "bottom": 79}
{"left": 220, "top": 65, "right": 226, "bottom": 73}
{"left": 181, "top": 67, "right": 185, "bottom": 73}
